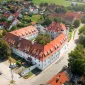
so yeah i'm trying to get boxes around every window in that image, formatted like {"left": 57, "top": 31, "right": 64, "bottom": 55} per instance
{"left": 32, "top": 49, "right": 36, "bottom": 54}
{"left": 17, "top": 43, "right": 21, "bottom": 47}
{"left": 50, "top": 48, "right": 53, "bottom": 53}
{"left": 44, "top": 52, "right": 47, "bottom": 57}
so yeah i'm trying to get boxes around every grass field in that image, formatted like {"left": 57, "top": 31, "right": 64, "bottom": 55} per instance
{"left": 0, "top": 0, "right": 10, "bottom": 3}
{"left": 32, "top": 0, "right": 85, "bottom": 6}
{"left": 32, "top": 0, "right": 71, "bottom": 6}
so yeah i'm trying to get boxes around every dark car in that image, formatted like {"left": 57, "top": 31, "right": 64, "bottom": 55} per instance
{"left": 0, "top": 72, "right": 2, "bottom": 75}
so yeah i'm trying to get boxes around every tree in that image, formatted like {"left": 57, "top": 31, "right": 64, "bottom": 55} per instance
{"left": 44, "top": 3, "right": 48, "bottom": 7}
{"left": 0, "top": 17, "right": 7, "bottom": 22}
{"left": 81, "top": 16, "right": 85, "bottom": 24}
{"left": 79, "top": 25, "right": 85, "bottom": 35}
{"left": 0, "top": 39, "right": 11, "bottom": 59}
{"left": 39, "top": 3, "right": 44, "bottom": 8}
{"left": 55, "top": 6, "right": 67, "bottom": 13}
{"left": 42, "top": 18, "right": 52, "bottom": 26}
{"left": 78, "top": 34, "right": 85, "bottom": 47}
{"left": 54, "top": 18, "right": 62, "bottom": 23}
{"left": 35, "top": 33, "right": 51, "bottom": 45}
{"left": 73, "top": 20, "right": 80, "bottom": 28}
{"left": 68, "top": 44, "right": 85, "bottom": 75}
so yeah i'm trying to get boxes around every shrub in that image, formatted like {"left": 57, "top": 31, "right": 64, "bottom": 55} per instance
{"left": 16, "top": 60, "right": 21, "bottom": 67}
{"left": 79, "top": 25, "right": 85, "bottom": 35}
{"left": 73, "top": 20, "right": 80, "bottom": 28}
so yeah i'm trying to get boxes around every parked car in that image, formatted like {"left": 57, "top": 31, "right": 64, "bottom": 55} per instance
{"left": 9, "top": 63, "right": 17, "bottom": 69}
{"left": 0, "top": 72, "right": 2, "bottom": 75}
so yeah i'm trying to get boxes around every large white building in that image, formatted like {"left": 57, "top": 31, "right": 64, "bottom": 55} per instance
{"left": 4, "top": 23, "right": 68, "bottom": 70}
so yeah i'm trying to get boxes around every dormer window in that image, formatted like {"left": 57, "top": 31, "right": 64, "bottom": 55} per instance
{"left": 44, "top": 52, "right": 47, "bottom": 57}
{"left": 32, "top": 49, "right": 36, "bottom": 54}
{"left": 60, "top": 40, "right": 63, "bottom": 44}
{"left": 17, "top": 43, "right": 20, "bottom": 47}
{"left": 22, "top": 34, "right": 24, "bottom": 36}
{"left": 54, "top": 45, "right": 57, "bottom": 49}
{"left": 27, "top": 47, "right": 30, "bottom": 52}
{"left": 36, "top": 50, "right": 39, "bottom": 56}
{"left": 64, "top": 37, "right": 65, "bottom": 41}
{"left": 50, "top": 48, "right": 53, "bottom": 53}
{"left": 57, "top": 43, "right": 59, "bottom": 48}
{"left": 47, "top": 50, "right": 50, "bottom": 55}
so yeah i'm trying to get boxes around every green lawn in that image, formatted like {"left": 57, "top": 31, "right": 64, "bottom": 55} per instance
{"left": 0, "top": 0, "right": 10, "bottom": 3}
{"left": 32, "top": 0, "right": 85, "bottom": 6}
{"left": 24, "top": 14, "right": 41, "bottom": 22}
{"left": 31, "top": 15, "right": 41, "bottom": 22}
{"left": 32, "top": 0, "right": 71, "bottom": 6}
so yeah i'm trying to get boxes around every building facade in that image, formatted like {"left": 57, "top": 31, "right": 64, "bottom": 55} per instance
{"left": 4, "top": 24, "right": 68, "bottom": 70}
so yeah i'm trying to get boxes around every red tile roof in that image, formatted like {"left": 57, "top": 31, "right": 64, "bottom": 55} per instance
{"left": 50, "top": 11, "right": 82, "bottom": 22}
{"left": 45, "top": 72, "right": 68, "bottom": 85}
{"left": 10, "top": 26, "right": 38, "bottom": 38}
{"left": 45, "top": 22, "right": 66, "bottom": 32}
{"left": 4, "top": 32, "right": 67, "bottom": 61}
{"left": 4, "top": 25, "right": 67, "bottom": 61}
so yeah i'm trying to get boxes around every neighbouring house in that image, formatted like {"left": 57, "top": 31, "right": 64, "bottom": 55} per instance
{"left": 4, "top": 24, "right": 68, "bottom": 70}
{"left": 9, "top": 18, "right": 19, "bottom": 30}
{"left": 45, "top": 71, "right": 70, "bottom": 85}
{"left": 29, "top": 6, "right": 39, "bottom": 14}
{"left": 50, "top": 11, "right": 83, "bottom": 24}
{"left": 35, "top": 24, "right": 45, "bottom": 33}
{"left": 45, "top": 22, "right": 68, "bottom": 39}
{"left": 63, "top": 11, "right": 82, "bottom": 24}
{"left": 8, "top": 15, "right": 14, "bottom": 21}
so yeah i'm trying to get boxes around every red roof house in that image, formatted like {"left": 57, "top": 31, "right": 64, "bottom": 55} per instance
{"left": 45, "top": 72, "right": 69, "bottom": 85}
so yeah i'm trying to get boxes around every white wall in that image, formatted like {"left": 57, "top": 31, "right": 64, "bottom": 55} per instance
{"left": 12, "top": 47, "right": 43, "bottom": 70}
{"left": 42, "top": 51, "right": 60, "bottom": 70}
{"left": 12, "top": 41, "right": 68, "bottom": 70}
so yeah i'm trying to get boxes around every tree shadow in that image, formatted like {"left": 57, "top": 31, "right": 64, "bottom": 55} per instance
{"left": 0, "top": 58, "right": 7, "bottom": 63}
{"left": 74, "top": 39, "right": 78, "bottom": 44}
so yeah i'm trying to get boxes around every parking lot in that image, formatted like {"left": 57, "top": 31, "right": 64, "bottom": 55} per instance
{"left": 0, "top": 62, "right": 20, "bottom": 85}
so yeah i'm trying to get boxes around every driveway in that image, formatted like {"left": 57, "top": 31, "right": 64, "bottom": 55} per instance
{"left": 0, "top": 62, "right": 22, "bottom": 85}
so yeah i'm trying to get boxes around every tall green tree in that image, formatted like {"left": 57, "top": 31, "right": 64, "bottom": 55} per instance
{"left": 79, "top": 34, "right": 85, "bottom": 47}
{"left": 73, "top": 20, "right": 80, "bottom": 28}
{"left": 35, "top": 33, "right": 51, "bottom": 45}
{"left": 68, "top": 44, "right": 85, "bottom": 75}
{"left": 79, "top": 25, "right": 85, "bottom": 35}
{"left": 0, "top": 39, "right": 11, "bottom": 59}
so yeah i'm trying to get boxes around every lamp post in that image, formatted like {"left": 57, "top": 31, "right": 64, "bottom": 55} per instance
{"left": 8, "top": 56, "right": 14, "bottom": 83}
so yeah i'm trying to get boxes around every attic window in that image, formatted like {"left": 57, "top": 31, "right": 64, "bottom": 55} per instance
{"left": 47, "top": 50, "right": 50, "bottom": 55}
{"left": 44, "top": 52, "right": 47, "bottom": 57}
{"left": 29, "top": 32, "right": 31, "bottom": 34}
{"left": 57, "top": 43, "right": 59, "bottom": 48}
{"left": 63, "top": 37, "right": 65, "bottom": 41}
{"left": 60, "top": 40, "right": 63, "bottom": 44}
{"left": 36, "top": 50, "right": 39, "bottom": 56}
{"left": 32, "top": 49, "right": 36, "bottom": 54}
{"left": 54, "top": 45, "right": 57, "bottom": 49}
{"left": 17, "top": 43, "right": 20, "bottom": 47}
{"left": 22, "top": 34, "right": 24, "bottom": 36}
{"left": 27, "top": 47, "right": 30, "bottom": 52}
{"left": 50, "top": 48, "right": 53, "bottom": 53}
